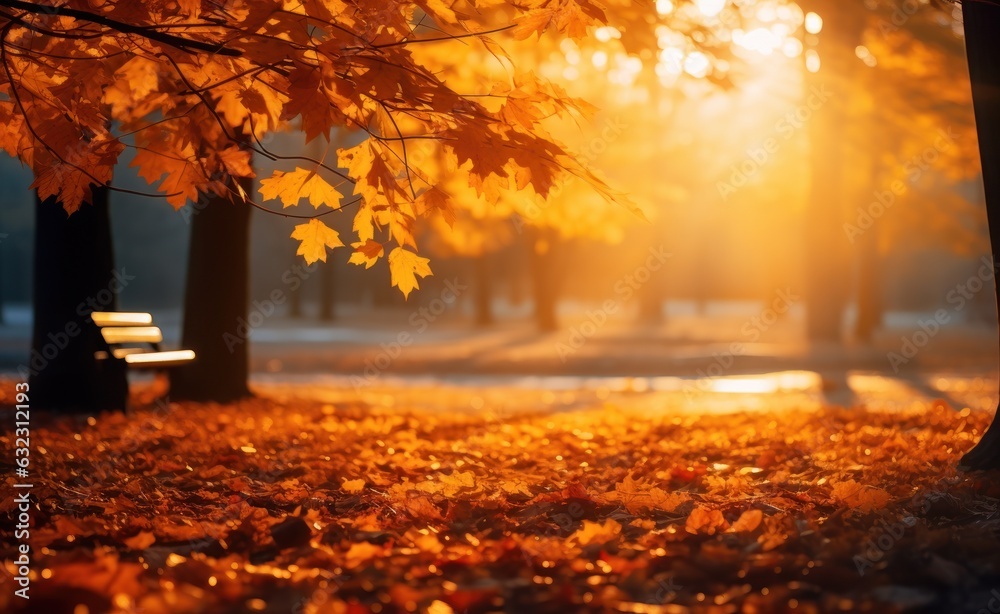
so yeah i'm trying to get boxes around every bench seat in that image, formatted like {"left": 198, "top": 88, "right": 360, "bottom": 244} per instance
{"left": 92, "top": 312, "right": 195, "bottom": 370}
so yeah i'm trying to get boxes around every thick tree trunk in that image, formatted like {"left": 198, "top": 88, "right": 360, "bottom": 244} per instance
{"left": 29, "top": 188, "right": 128, "bottom": 413}
{"left": 527, "top": 229, "right": 558, "bottom": 332}
{"left": 960, "top": 0, "right": 1000, "bottom": 470}
{"left": 474, "top": 254, "right": 494, "bottom": 327}
{"left": 318, "top": 260, "right": 336, "bottom": 322}
{"left": 802, "top": 0, "right": 864, "bottom": 342}
{"left": 169, "top": 180, "right": 252, "bottom": 402}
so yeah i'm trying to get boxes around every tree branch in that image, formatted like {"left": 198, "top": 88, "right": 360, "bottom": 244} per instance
{"left": 0, "top": 0, "right": 242, "bottom": 56}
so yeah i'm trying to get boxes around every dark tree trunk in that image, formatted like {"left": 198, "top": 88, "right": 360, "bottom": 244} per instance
{"left": 853, "top": 221, "right": 883, "bottom": 343}
{"left": 527, "top": 229, "right": 558, "bottom": 332}
{"left": 318, "top": 260, "right": 336, "bottom": 322}
{"left": 170, "top": 180, "right": 252, "bottom": 402}
{"left": 802, "top": 0, "right": 864, "bottom": 342}
{"left": 474, "top": 254, "right": 494, "bottom": 327}
{"left": 29, "top": 188, "right": 128, "bottom": 413}
{"left": 960, "top": 0, "right": 1000, "bottom": 470}
{"left": 288, "top": 254, "right": 304, "bottom": 318}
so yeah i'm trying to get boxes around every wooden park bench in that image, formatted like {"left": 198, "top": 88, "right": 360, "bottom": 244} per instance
{"left": 92, "top": 312, "right": 195, "bottom": 369}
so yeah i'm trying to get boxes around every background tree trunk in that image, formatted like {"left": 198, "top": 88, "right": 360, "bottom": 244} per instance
{"left": 853, "top": 223, "right": 883, "bottom": 343}
{"left": 288, "top": 253, "right": 304, "bottom": 318}
{"left": 473, "top": 254, "right": 494, "bottom": 327}
{"left": 170, "top": 180, "right": 252, "bottom": 402}
{"left": 30, "top": 188, "right": 128, "bottom": 413}
{"left": 0, "top": 240, "right": 5, "bottom": 325}
{"left": 527, "top": 228, "right": 558, "bottom": 332}
{"left": 959, "top": 0, "right": 1000, "bottom": 470}
{"left": 318, "top": 260, "right": 336, "bottom": 322}
{"left": 638, "top": 275, "right": 666, "bottom": 324}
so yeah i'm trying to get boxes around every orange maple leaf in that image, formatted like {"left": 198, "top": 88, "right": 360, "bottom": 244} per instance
{"left": 260, "top": 168, "right": 342, "bottom": 209}
{"left": 388, "top": 247, "right": 432, "bottom": 299}
{"left": 291, "top": 219, "right": 343, "bottom": 263}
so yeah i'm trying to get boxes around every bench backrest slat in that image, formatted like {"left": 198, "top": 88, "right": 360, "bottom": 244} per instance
{"left": 92, "top": 312, "right": 153, "bottom": 327}
{"left": 123, "top": 350, "right": 195, "bottom": 367}
{"left": 101, "top": 326, "right": 163, "bottom": 345}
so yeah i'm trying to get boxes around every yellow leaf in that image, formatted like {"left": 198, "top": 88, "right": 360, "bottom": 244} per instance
{"left": 426, "top": 600, "right": 453, "bottom": 614}
{"left": 217, "top": 145, "right": 253, "bottom": 178}
{"left": 499, "top": 479, "right": 532, "bottom": 497}
{"left": 685, "top": 506, "right": 729, "bottom": 535}
{"left": 414, "top": 532, "right": 444, "bottom": 554}
{"left": 438, "top": 470, "right": 476, "bottom": 496}
{"left": 571, "top": 519, "right": 621, "bottom": 546}
{"left": 344, "top": 542, "right": 383, "bottom": 567}
{"left": 123, "top": 531, "right": 156, "bottom": 550}
{"left": 348, "top": 240, "right": 384, "bottom": 269}
{"left": 601, "top": 473, "right": 688, "bottom": 514}
{"left": 512, "top": 8, "right": 555, "bottom": 40}
{"left": 260, "top": 167, "right": 342, "bottom": 209}
{"left": 291, "top": 219, "right": 343, "bottom": 263}
{"left": 729, "top": 509, "right": 763, "bottom": 533}
{"left": 353, "top": 202, "right": 376, "bottom": 243}
{"left": 342, "top": 479, "right": 365, "bottom": 494}
{"left": 830, "top": 480, "right": 891, "bottom": 512}
{"left": 416, "top": 0, "right": 460, "bottom": 24}
{"left": 388, "top": 247, "right": 432, "bottom": 299}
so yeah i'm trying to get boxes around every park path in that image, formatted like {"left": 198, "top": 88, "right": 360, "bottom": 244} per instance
{"left": 251, "top": 368, "right": 1000, "bottom": 417}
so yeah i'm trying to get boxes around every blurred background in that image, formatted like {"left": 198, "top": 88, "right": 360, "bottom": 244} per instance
{"left": 0, "top": 0, "right": 995, "bottom": 408}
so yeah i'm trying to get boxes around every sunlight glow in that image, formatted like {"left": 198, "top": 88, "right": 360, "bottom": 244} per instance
{"left": 595, "top": 26, "right": 621, "bottom": 42}
{"left": 607, "top": 53, "right": 643, "bottom": 86}
{"left": 855, "top": 45, "right": 877, "bottom": 67}
{"left": 696, "top": 0, "right": 726, "bottom": 18}
{"left": 657, "top": 47, "right": 684, "bottom": 75}
{"left": 756, "top": 4, "right": 777, "bottom": 22}
{"left": 734, "top": 27, "right": 780, "bottom": 55}
{"left": 782, "top": 38, "right": 803, "bottom": 58}
{"left": 805, "top": 12, "right": 823, "bottom": 34}
{"left": 655, "top": 0, "right": 674, "bottom": 16}
{"left": 707, "top": 371, "right": 821, "bottom": 394}
{"left": 683, "top": 51, "right": 711, "bottom": 78}
{"left": 805, "top": 49, "right": 821, "bottom": 72}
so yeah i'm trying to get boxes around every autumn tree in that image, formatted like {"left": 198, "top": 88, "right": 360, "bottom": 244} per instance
{"left": 0, "top": 0, "right": 640, "bottom": 406}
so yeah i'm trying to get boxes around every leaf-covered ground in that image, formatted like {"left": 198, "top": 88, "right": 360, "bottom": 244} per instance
{"left": 3, "top": 382, "right": 1000, "bottom": 614}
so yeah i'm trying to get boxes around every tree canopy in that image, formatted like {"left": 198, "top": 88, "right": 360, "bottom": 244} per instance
{"left": 0, "top": 0, "right": 643, "bottom": 296}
